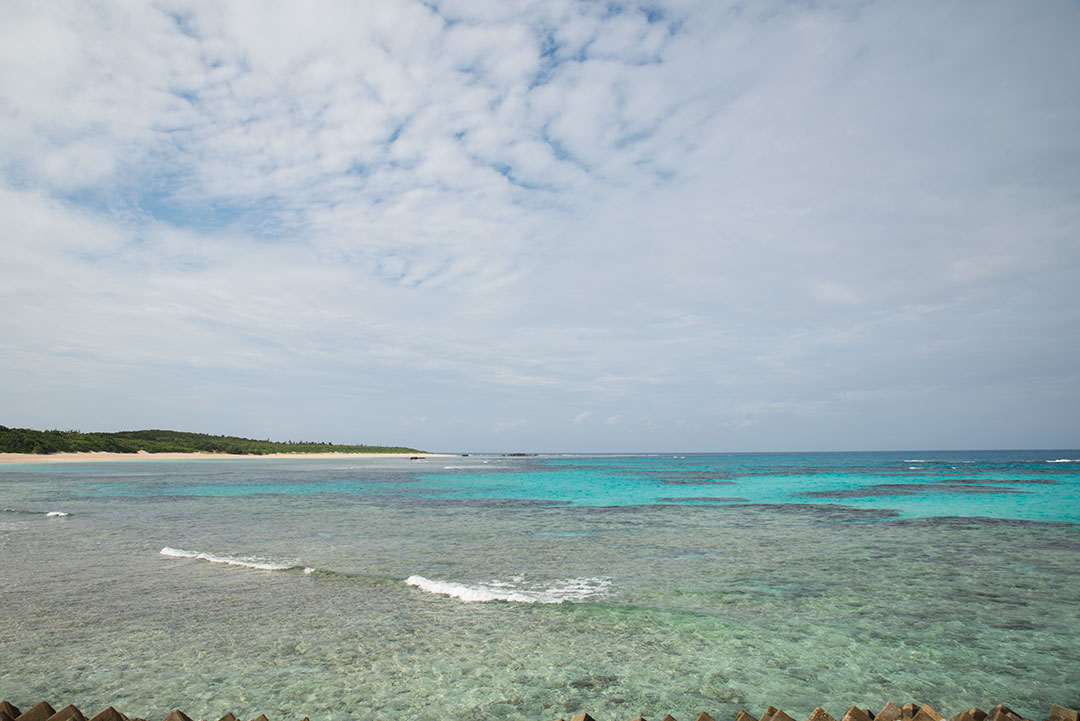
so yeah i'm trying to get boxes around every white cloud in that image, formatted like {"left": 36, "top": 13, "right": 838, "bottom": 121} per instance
{"left": 2, "top": 0, "right": 1079, "bottom": 451}
{"left": 492, "top": 418, "right": 527, "bottom": 433}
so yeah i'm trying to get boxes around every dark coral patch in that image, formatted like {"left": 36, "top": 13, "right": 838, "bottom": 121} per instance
{"left": 799, "top": 483, "right": 1030, "bottom": 499}
{"left": 657, "top": 496, "right": 749, "bottom": 503}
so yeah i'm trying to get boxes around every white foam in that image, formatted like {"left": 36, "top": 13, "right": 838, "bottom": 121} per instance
{"left": 160, "top": 546, "right": 301, "bottom": 571}
{"left": 4, "top": 508, "right": 69, "bottom": 516}
{"left": 904, "top": 459, "right": 926, "bottom": 463}
{"left": 405, "top": 574, "right": 611, "bottom": 603}
{"left": 1047, "top": 459, "right": 1075, "bottom": 463}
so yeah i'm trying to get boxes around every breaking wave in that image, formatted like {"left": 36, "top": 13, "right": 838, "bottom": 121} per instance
{"left": 405, "top": 574, "right": 611, "bottom": 603}
{"left": 160, "top": 546, "right": 313, "bottom": 573}
{"left": 3, "top": 508, "right": 70, "bottom": 517}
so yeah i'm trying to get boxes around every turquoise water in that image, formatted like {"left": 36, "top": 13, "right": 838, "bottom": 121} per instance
{"left": 1, "top": 451, "right": 1078, "bottom": 721}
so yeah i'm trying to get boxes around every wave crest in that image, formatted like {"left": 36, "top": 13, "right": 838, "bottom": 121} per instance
{"left": 3, "top": 508, "right": 70, "bottom": 516}
{"left": 405, "top": 574, "right": 611, "bottom": 603}
{"left": 160, "top": 546, "right": 308, "bottom": 572}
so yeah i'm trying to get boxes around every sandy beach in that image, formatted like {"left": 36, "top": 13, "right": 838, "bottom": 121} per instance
{"left": 0, "top": 451, "right": 452, "bottom": 464}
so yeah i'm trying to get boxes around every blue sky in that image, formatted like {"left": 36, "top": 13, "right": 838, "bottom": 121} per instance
{"left": 1, "top": 0, "right": 1078, "bottom": 452}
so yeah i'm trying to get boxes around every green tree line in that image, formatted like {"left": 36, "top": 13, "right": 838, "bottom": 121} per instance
{"left": 0, "top": 426, "right": 423, "bottom": 455}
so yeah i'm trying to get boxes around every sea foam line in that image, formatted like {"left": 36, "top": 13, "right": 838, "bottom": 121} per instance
{"left": 405, "top": 575, "right": 611, "bottom": 603}
{"left": 160, "top": 546, "right": 313, "bottom": 573}
{"left": 1047, "top": 459, "right": 1075, "bottom": 463}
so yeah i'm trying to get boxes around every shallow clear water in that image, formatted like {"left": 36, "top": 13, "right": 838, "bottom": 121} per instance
{"left": 1, "top": 452, "right": 1078, "bottom": 721}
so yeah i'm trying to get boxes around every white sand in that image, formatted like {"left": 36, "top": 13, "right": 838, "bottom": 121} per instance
{"left": 0, "top": 450, "right": 451, "bottom": 464}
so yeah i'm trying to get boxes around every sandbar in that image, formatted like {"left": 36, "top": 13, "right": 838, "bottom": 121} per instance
{"left": 0, "top": 451, "right": 451, "bottom": 464}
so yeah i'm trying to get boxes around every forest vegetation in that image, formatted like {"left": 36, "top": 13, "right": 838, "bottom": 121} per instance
{"left": 0, "top": 425, "right": 423, "bottom": 455}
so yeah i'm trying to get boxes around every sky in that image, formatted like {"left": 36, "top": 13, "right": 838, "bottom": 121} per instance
{"left": 1, "top": 0, "right": 1078, "bottom": 453}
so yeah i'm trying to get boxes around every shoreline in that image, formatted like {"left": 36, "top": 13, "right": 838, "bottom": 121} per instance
{"left": 2, "top": 700, "right": 1074, "bottom": 721}
{"left": 0, "top": 451, "right": 452, "bottom": 465}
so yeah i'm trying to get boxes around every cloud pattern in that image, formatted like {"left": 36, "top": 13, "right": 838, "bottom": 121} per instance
{"left": 1, "top": 1, "right": 1078, "bottom": 451}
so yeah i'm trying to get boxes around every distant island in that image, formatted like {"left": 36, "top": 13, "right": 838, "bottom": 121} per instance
{"left": 0, "top": 425, "right": 424, "bottom": 455}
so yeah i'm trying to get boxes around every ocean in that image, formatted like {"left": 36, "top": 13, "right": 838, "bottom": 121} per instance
{"left": 1, "top": 451, "right": 1078, "bottom": 721}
